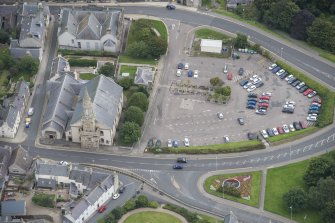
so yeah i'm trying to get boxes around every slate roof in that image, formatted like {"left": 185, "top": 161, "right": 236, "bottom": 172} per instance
{"left": 9, "top": 145, "right": 33, "bottom": 174}
{"left": 9, "top": 39, "right": 42, "bottom": 60}
{"left": 36, "top": 163, "right": 69, "bottom": 177}
{"left": 50, "top": 55, "right": 71, "bottom": 79}
{"left": 0, "top": 5, "right": 19, "bottom": 31}
{"left": 70, "top": 75, "right": 122, "bottom": 128}
{"left": 36, "top": 178, "right": 56, "bottom": 189}
{"left": 1, "top": 200, "right": 26, "bottom": 216}
{"left": 68, "top": 199, "right": 90, "bottom": 220}
{"left": 134, "top": 67, "right": 154, "bottom": 86}
{"left": 69, "top": 168, "right": 91, "bottom": 187}
{"left": 59, "top": 8, "right": 122, "bottom": 40}
{"left": 0, "top": 100, "right": 19, "bottom": 129}
{"left": 0, "top": 146, "right": 12, "bottom": 168}
{"left": 42, "top": 75, "right": 80, "bottom": 136}
{"left": 69, "top": 182, "right": 79, "bottom": 197}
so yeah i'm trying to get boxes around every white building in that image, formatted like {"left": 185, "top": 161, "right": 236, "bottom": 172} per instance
{"left": 200, "top": 39, "right": 223, "bottom": 54}
{"left": 58, "top": 8, "right": 124, "bottom": 53}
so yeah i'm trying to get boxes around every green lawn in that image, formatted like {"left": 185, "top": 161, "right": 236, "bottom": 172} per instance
{"left": 204, "top": 171, "right": 262, "bottom": 207}
{"left": 195, "top": 28, "right": 232, "bottom": 41}
{"left": 149, "top": 20, "right": 168, "bottom": 42}
{"left": 197, "top": 214, "right": 224, "bottom": 223}
{"left": 79, "top": 73, "right": 96, "bottom": 80}
{"left": 120, "top": 65, "right": 138, "bottom": 78}
{"left": 267, "top": 127, "right": 318, "bottom": 144}
{"left": 265, "top": 160, "right": 322, "bottom": 222}
{"left": 123, "top": 211, "right": 182, "bottom": 223}
{"left": 119, "top": 55, "right": 157, "bottom": 65}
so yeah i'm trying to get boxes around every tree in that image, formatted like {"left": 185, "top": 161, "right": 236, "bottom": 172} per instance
{"left": 135, "top": 195, "right": 149, "bottom": 208}
{"left": 282, "top": 188, "right": 308, "bottom": 212}
{"left": 303, "top": 157, "right": 331, "bottom": 187}
{"left": 117, "top": 77, "right": 133, "bottom": 90}
{"left": 125, "top": 106, "right": 144, "bottom": 126}
{"left": 123, "top": 199, "right": 136, "bottom": 211}
{"left": 307, "top": 18, "right": 335, "bottom": 53}
{"left": 0, "top": 30, "right": 10, "bottom": 44}
{"left": 16, "top": 55, "right": 39, "bottom": 76}
{"left": 147, "top": 36, "right": 167, "bottom": 58}
{"left": 308, "top": 177, "right": 335, "bottom": 209}
{"left": 111, "top": 206, "right": 124, "bottom": 220}
{"left": 126, "top": 41, "right": 149, "bottom": 58}
{"left": 119, "top": 122, "right": 141, "bottom": 144}
{"left": 322, "top": 200, "right": 335, "bottom": 223}
{"left": 253, "top": 0, "right": 277, "bottom": 21}
{"left": 209, "top": 77, "right": 223, "bottom": 86}
{"left": 98, "top": 62, "right": 115, "bottom": 77}
{"left": 290, "top": 10, "right": 315, "bottom": 40}
{"left": 128, "top": 92, "right": 149, "bottom": 112}
{"left": 263, "top": 0, "right": 300, "bottom": 31}
{"left": 234, "top": 33, "right": 249, "bottom": 48}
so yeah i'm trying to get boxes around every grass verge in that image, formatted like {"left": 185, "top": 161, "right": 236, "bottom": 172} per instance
{"left": 148, "top": 19, "right": 168, "bottom": 42}
{"left": 197, "top": 214, "right": 224, "bottom": 223}
{"left": 148, "top": 140, "right": 265, "bottom": 154}
{"left": 204, "top": 171, "right": 262, "bottom": 207}
{"left": 79, "top": 73, "right": 96, "bottom": 80}
{"left": 119, "top": 55, "right": 157, "bottom": 65}
{"left": 195, "top": 28, "right": 233, "bottom": 41}
{"left": 123, "top": 211, "right": 182, "bottom": 223}
{"left": 267, "top": 127, "right": 318, "bottom": 144}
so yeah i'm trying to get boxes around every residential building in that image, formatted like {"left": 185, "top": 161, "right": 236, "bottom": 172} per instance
{"left": 0, "top": 80, "right": 30, "bottom": 138}
{"left": 8, "top": 145, "right": 33, "bottom": 175}
{"left": 1, "top": 200, "right": 26, "bottom": 217}
{"left": 9, "top": 2, "right": 50, "bottom": 61}
{"left": 35, "top": 162, "right": 71, "bottom": 186}
{"left": 58, "top": 8, "right": 124, "bottom": 53}
{"left": 134, "top": 67, "right": 154, "bottom": 88}
{"left": 226, "top": 0, "right": 254, "bottom": 9}
{"left": 200, "top": 39, "right": 223, "bottom": 54}
{"left": 63, "top": 174, "right": 119, "bottom": 223}
{"left": 0, "top": 5, "right": 19, "bottom": 31}
{"left": 50, "top": 55, "right": 77, "bottom": 81}
{"left": 42, "top": 74, "right": 123, "bottom": 149}
{"left": 0, "top": 146, "right": 12, "bottom": 198}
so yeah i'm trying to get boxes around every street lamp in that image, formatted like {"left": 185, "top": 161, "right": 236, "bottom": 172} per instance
{"left": 289, "top": 206, "right": 293, "bottom": 220}
{"left": 281, "top": 47, "right": 284, "bottom": 58}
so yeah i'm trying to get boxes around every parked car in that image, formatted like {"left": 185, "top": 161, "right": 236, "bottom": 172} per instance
{"left": 282, "top": 124, "right": 290, "bottom": 133}
{"left": 260, "top": 130, "right": 269, "bottom": 138}
{"left": 285, "top": 74, "right": 294, "bottom": 81}
{"left": 223, "top": 64, "right": 228, "bottom": 74}
{"left": 289, "top": 124, "right": 296, "bottom": 132}
{"left": 184, "top": 63, "right": 189, "bottom": 70}
{"left": 166, "top": 4, "right": 176, "bottom": 9}
{"left": 259, "top": 103, "right": 269, "bottom": 108}
{"left": 227, "top": 71, "right": 233, "bottom": 80}
{"left": 173, "top": 164, "right": 183, "bottom": 169}
{"left": 272, "top": 66, "right": 281, "bottom": 74}
{"left": 167, "top": 139, "right": 172, "bottom": 148}
{"left": 255, "top": 109, "right": 267, "bottom": 115}
{"left": 187, "top": 70, "right": 193, "bottom": 77}
{"left": 28, "top": 107, "right": 34, "bottom": 116}
{"left": 217, "top": 112, "right": 224, "bottom": 119}
{"left": 268, "top": 63, "right": 277, "bottom": 70}
{"left": 155, "top": 139, "right": 161, "bottom": 148}
{"left": 307, "top": 116, "right": 317, "bottom": 122}
{"left": 259, "top": 96, "right": 270, "bottom": 100}
{"left": 237, "top": 117, "right": 245, "bottom": 125}
{"left": 279, "top": 72, "right": 289, "bottom": 79}
{"left": 293, "top": 122, "right": 302, "bottom": 130}
{"left": 303, "top": 89, "right": 313, "bottom": 96}
{"left": 246, "top": 104, "right": 256, "bottom": 109}
{"left": 112, "top": 193, "right": 120, "bottom": 200}
{"left": 194, "top": 70, "right": 199, "bottom": 78}
{"left": 291, "top": 80, "right": 301, "bottom": 87}
{"left": 248, "top": 98, "right": 257, "bottom": 102}
{"left": 252, "top": 77, "right": 262, "bottom": 84}
{"left": 276, "top": 69, "right": 285, "bottom": 76}
{"left": 248, "top": 93, "right": 258, "bottom": 98}
{"left": 287, "top": 77, "right": 297, "bottom": 84}
{"left": 240, "top": 79, "right": 249, "bottom": 86}
{"left": 296, "top": 82, "right": 305, "bottom": 90}
{"left": 255, "top": 82, "right": 264, "bottom": 88}
{"left": 223, "top": 135, "right": 230, "bottom": 143}
{"left": 309, "top": 105, "right": 320, "bottom": 110}
{"left": 299, "top": 85, "right": 308, "bottom": 93}
{"left": 176, "top": 69, "right": 182, "bottom": 77}
{"left": 308, "top": 109, "right": 319, "bottom": 114}
{"left": 119, "top": 186, "right": 125, "bottom": 193}
{"left": 247, "top": 85, "right": 256, "bottom": 92}
{"left": 259, "top": 99, "right": 269, "bottom": 103}
{"left": 172, "top": 140, "right": 179, "bottom": 148}
{"left": 177, "top": 157, "right": 187, "bottom": 163}
{"left": 244, "top": 82, "right": 253, "bottom": 89}
{"left": 266, "top": 128, "right": 274, "bottom": 137}
{"left": 184, "top": 137, "right": 190, "bottom": 147}
{"left": 307, "top": 91, "right": 317, "bottom": 98}
{"left": 277, "top": 127, "right": 284, "bottom": 134}
{"left": 247, "top": 101, "right": 257, "bottom": 106}
{"left": 272, "top": 128, "right": 279, "bottom": 135}
{"left": 299, "top": 121, "right": 307, "bottom": 129}
{"left": 262, "top": 92, "right": 272, "bottom": 97}
{"left": 98, "top": 205, "right": 107, "bottom": 213}
{"left": 177, "top": 63, "right": 184, "bottom": 69}
{"left": 238, "top": 67, "right": 244, "bottom": 75}
{"left": 312, "top": 98, "right": 322, "bottom": 104}
{"left": 247, "top": 132, "right": 258, "bottom": 140}
{"left": 147, "top": 138, "right": 154, "bottom": 148}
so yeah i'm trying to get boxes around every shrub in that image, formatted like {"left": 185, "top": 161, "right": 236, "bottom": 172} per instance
{"left": 117, "top": 77, "right": 134, "bottom": 90}
{"left": 125, "top": 106, "right": 144, "bottom": 126}
{"left": 163, "top": 204, "right": 198, "bottom": 222}
{"left": 282, "top": 188, "right": 308, "bottom": 212}
{"left": 128, "top": 92, "right": 149, "bottom": 111}
{"left": 135, "top": 195, "right": 149, "bottom": 208}
{"left": 123, "top": 199, "right": 136, "bottom": 211}
{"left": 58, "top": 49, "right": 118, "bottom": 57}
{"left": 32, "top": 193, "right": 55, "bottom": 208}
{"left": 111, "top": 206, "right": 125, "bottom": 220}
{"left": 68, "top": 58, "right": 97, "bottom": 67}
{"left": 148, "top": 201, "right": 159, "bottom": 208}
{"left": 218, "top": 186, "right": 241, "bottom": 198}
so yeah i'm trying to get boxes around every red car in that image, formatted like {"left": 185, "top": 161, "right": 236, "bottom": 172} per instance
{"left": 303, "top": 89, "right": 313, "bottom": 96}
{"left": 227, "top": 71, "right": 233, "bottom": 80}
{"left": 277, "top": 127, "right": 284, "bottom": 134}
{"left": 259, "top": 96, "right": 270, "bottom": 100}
{"left": 259, "top": 103, "right": 269, "bottom": 108}
{"left": 299, "top": 121, "right": 307, "bottom": 129}
{"left": 98, "top": 205, "right": 106, "bottom": 213}
{"left": 312, "top": 98, "right": 322, "bottom": 104}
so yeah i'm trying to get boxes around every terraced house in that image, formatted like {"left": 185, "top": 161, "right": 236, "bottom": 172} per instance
{"left": 58, "top": 8, "right": 124, "bottom": 52}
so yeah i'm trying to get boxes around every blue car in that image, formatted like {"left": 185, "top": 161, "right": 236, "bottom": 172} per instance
{"left": 247, "top": 98, "right": 257, "bottom": 103}
{"left": 240, "top": 79, "right": 249, "bottom": 86}
{"left": 246, "top": 104, "right": 256, "bottom": 109}
{"left": 272, "top": 66, "right": 281, "bottom": 74}
{"left": 187, "top": 70, "right": 193, "bottom": 77}
{"left": 309, "top": 106, "right": 320, "bottom": 110}
{"left": 247, "top": 101, "right": 257, "bottom": 105}
{"left": 173, "top": 164, "right": 183, "bottom": 169}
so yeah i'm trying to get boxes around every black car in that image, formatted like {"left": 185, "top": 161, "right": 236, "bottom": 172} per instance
{"left": 247, "top": 132, "right": 258, "bottom": 140}
{"left": 155, "top": 139, "right": 161, "bottom": 148}
{"left": 240, "top": 79, "right": 249, "bottom": 86}
{"left": 166, "top": 4, "right": 176, "bottom": 9}
{"left": 267, "top": 128, "right": 274, "bottom": 137}
{"left": 237, "top": 117, "right": 245, "bottom": 125}
{"left": 248, "top": 93, "right": 258, "bottom": 98}
{"left": 238, "top": 68, "right": 244, "bottom": 76}
{"left": 118, "top": 186, "right": 125, "bottom": 193}
{"left": 288, "top": 78, "right": 297, "bottom": 84}
{"left": 279, "top": 72, "right": 289, "bottom": 79}
{"left": 291, "top": 80, "right": 301, "bottom": 87}
{"left": 299, "top": 85, "right": 308, "bottom": 93}
{"left": 147, "top": 138, "right": 154, "bottom": 148}
{"left": 255, "top": 81, "right": 264, "bottom": 88}
{"left": 177, "top": 63, "right": 184, "bottom": 69}
{"left": 282, "top": 108, "right": 294, "bottom": 113}
{"left": 177, "top": 157, "right": 187, "bottom": 163}
{"left": 308, "top": 110, "right": 319, "bottom": 114}
{"left": 293, "top": 122, "right": 302, "bottom": 130}
{"left": 173, "top": 164, "right": 183, "bottom": 169}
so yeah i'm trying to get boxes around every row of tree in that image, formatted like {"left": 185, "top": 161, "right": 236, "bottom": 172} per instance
{"left": 235, "top": 0, "right": 335, "bottom": 53}
{"left": 283, "top": 156, "right": 335, "bottom": 222}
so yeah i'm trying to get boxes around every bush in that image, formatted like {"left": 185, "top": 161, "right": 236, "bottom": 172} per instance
{"left": 282, "top": 188, "right": 308, "bottom": 212}
{"left": 117, "top": 77, "right": 134, "bottom": 90}
{"left": 219, "top": 186, "right": 241, "bottom": 198}
{"left": 125, "top": 106, "right": 144, "bottom": 126}
{"left": 163, "top": 204, "right": 198, "bottom": 223}
{"left": 128, "top": 92, "right": 149, "bottom": 111}
{"left": 148, "top": 201, "right": 159, "bottom": 208}
{"left": 119, "top": 122, "right": 141, "bottom": 144}
{"left": 123, "top": 199, "right": 136, "bottom": 211}
{"left": 111, "top": 206, "right": 125, "bottom": 220}
{"left": 135, "top": 195, "right": 149, "bottom": 208}
{"left": 68, "top": 58, "right": 97, "bottom": 67}
{"left": 32, "top": 193, "right": 55, "bottom": 208}
{"left": 58, "top": 49, "right": 118, "bottom": 57}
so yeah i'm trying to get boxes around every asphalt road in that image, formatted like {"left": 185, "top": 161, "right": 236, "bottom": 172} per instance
{"left": 2, "top": 5, "right": 335, "bottom": 223}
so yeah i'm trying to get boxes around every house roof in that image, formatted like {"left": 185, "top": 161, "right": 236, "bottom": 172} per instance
{"left": 36, "top": 178, "right": 56, "bottom": 189}
{"left": 70, "top": 75, "right": 123, "bottom": 129}
{"left": 88, "top": 171, "right": 109, "bottom": 189}
{"left": 134, "top": 67, "right": 154, "bottom": 85}
{"left": 0, "top": 145, "right": 12, "bottom": 168}
{"left": 50, "top": 55, "right": 70, "bottom": 79}
{"left": 77, "top": 13, "right": 101, "bottom": 40}
{"left": 9, "top": 145, "right": 33, "bottom": 173}
{"left": 69, "top": 182, "right": 79, "bottom": 197}
{"left": 36, "top": 163, "right": 69, "bottom": 177}
{"left": 1, "top": 200, "right": 26, "bottom": 216}
{"left": 69, "top": 168, "right": 91, "bottom": 187}
{"left": 9, "top": 39, "right": 41, "bottom": 59}
{"left": 68, "top": 199, "right": 90, "bottom": 220}
{"left": 200, "top": 39, "right": 223, "bottom": 48}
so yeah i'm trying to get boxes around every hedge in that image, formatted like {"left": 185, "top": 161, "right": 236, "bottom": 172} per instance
{"left": 276, "top": 60, "right": 335, "bottom": 127}
{"left": 148, "top": 140, "right": 265, "bottom": 154}
{"left": 267, "top": 126, "right": 318, "bottom": 144}
{"left": 32, "top": 193, "right": 55, "bottom": 208}
{"left": 68, "top": 58, "right": 97, "bottom": 67}
{"left": 58, "top": 49, "right": 118, "bottom": 57}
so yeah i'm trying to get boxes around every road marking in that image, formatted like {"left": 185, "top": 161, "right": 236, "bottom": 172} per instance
{"left": 327, "top": 134, "right": 335, "bottom": 143}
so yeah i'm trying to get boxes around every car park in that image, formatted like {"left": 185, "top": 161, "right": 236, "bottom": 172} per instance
{"left": 176, "top": 69, "right": 182, "bottom": 77}
{"left": 289, "top": 124, "right": 296, "bottom": 132}
{"left": 167, "top": 139, "right": 172, "bottom": 148}
{"left": 272, "top": 128, "right": 279, "bottom": 135}
{"left": 187, "top": 70, "right": 193, "bottom": 77}
{"left": 112, "top": 193, "right": 120, "bottom": 200}
{"left": 268, "top": 63, "right": 277, "bottom": 70}
{"left": 276, "top": 69, "right": 285, "bottom": 76}
{"left": 217, "top": 112, "right": 224, "bottom": 119}
{"left": 177, "top": 157, "right": 187, "bottom": 163}
{"left": 184, "top": 137, "right": 190, "bottom": 147}
{"left": 247, "top": 132, "right": 258, "bottom": 140}
{"left": 166, "top": 4, "right": 176, "bottom": 9}
{"left": 223, "top": 135, "right": 230, "bottom": 143}
{"left": 308, "top": 91, "right": 317, "bottom": 98}
{"left": 282, "top": 124, "right": 290, "bottom": 133}
{"left": 237, "top": 117, "right": 245, "bottom": 125}
{"left": 260, "top": 130, "right": 269, "bottom": 138}
{"left": 173, "top": 164, "right": 183, "bottom": 169}
{"left": 238, "top": 68, "right": 244, "bottom": 75}
{"left": 247, "top": 85, "right": 257, "bottom": 92}
{"left": 240, "top": 79, "right": 249, "bottom": 86}
{"left": 194, "top": 70, "right": 199, "bottom": 78}
{"left": 184, "top": 63, "right": 189, "bottom": 70}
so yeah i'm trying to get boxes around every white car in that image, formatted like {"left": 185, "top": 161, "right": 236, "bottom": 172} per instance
{"left": 268, "top": 63, "right": 277, "bottom": 70}
{"left": 176, "top": 69, "right": 182, "bottom": 77}
{"left": 276, "top": 69, "right": 285, "bottom": 76}
{"left": 296, "top": 82, "right": 305, "bottom": 90}
{"left": 252, "top": 78, "right": 262, "bottom": 84}
{"left": 260, "top": 130, "right": 269, "bottom": 138}
{"left": 217, "top": 112, "right": 224, "bottom": 119}
{"left": 289, "top": 124, "right": 295, "bottom": 132}
{"left": 283, "top": 104, "right": 294, "bottom": 109}
{"left": 194, "top": 70, "right": 199, "bottom": 78}
{"left": 247, "top": 85, "right": 257, "bottom": 92}
{"left": 184, "top": 137, "right": 190, "bottom": 147}
{"left": 223, "top": 135, "right": 230, "bottom": 143}
{"left": 28, "top": 107, "right": 34, "bottom": 116}
{"left": 285, "top": 74, "right": 293, "bottom": 81}
{"left": 272, "top": 128, "right": 279, "bottom": 135}
{"left": 250, "top": 75, "right": 258, "bottom": 82}
{"left": 112, "top": 193, "right": 120, "bottom": 200}
{"left": 286, "top": 100, "right": 296, "bottom": 106}
{"left": 307, "top": 116, "right": 317, "bottom": 122}
{"left": 244, "top": 82, "right": 253, "bottom": 89}
{"left": 167, "top": 139, "right": 172, "bottom": 148}
{"left": 184, "top": 63, "right": 189, "bottom": 70}
{"left": 58, "top": 161, "right": 69, "bottom": 166}
{"left": 262, "top": 92, "right": 272, "bottom": 97}
{"left": 282, "top": 124, "right": 290, "bottom": 133}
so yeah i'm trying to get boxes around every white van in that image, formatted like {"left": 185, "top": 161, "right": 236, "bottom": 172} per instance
{"left": 28, "top": 107, "right": 34, "bottom": 116}
{"left": 223, "top": 65, "right": 228, "bottom": 74}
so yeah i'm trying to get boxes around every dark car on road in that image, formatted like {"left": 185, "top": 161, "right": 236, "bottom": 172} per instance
{"left": 237, "top": 117, "right": 245, "bottom": 125}
{"left": 247, "top": 132, "right": 258, "bottom": 140}
{"left": 177, "top": 157, "right": 187, "bottom": 163}
{"left": 166, "top": 4, "right": 176, "bottom": 9}
{"left": 240, "top": 79, "right": 249, "bottom": 86}
{"left": 248, "top": 93, "right": 258, "bottom": 98}
{"left": 173, "top": 164, "right": 183, "bottom": 169}
{"left": 118, "top": 186, "right": 125, "bottom": 193}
